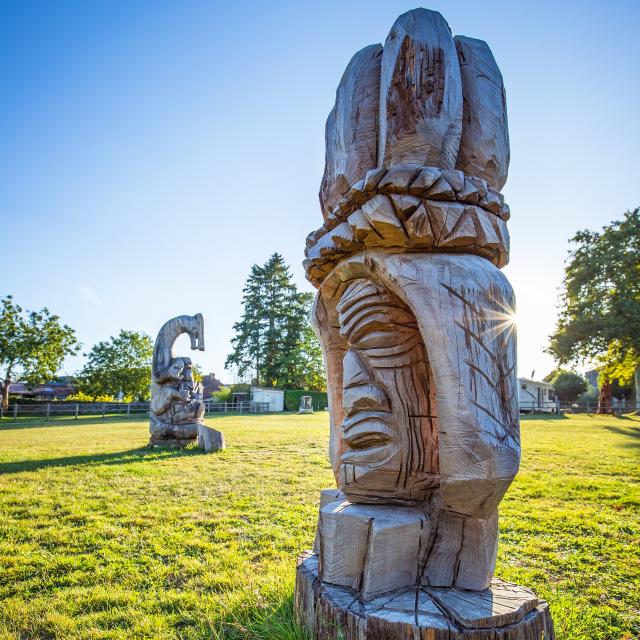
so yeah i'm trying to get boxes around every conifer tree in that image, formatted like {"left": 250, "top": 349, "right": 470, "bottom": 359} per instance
{"left": 225, "top": 254, "right": 325, "bottom": 389}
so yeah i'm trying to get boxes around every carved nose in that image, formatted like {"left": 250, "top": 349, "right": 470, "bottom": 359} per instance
{"left": 342, "top": 350, "right": 390, "bottom": 413}
{"left": 343, "top": 384, "right": 390, "bottom": 413}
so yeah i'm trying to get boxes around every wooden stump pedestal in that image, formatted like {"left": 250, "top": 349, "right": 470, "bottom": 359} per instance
{"left": 148, "top": 420, "right": 199, "bottom": 449}
{"left": 295, "top": 552, "right": 554, "bottom": 640}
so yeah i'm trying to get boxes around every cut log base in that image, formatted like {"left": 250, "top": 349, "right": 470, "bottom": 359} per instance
{"left": 148, "top": 421, "right": 199, "bottom": 449}
{"left": 295, "top": 552, "right": 554, "bottom": 640}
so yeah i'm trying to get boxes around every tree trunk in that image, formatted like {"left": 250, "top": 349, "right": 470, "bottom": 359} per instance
{"left": 598, "top": 378, "right": 612, "bottom": 414}
{"left": 1, "top": 380, "right": 9, "bottom": 411}
{"left": 295, "top": 552, "right": 555, "bottom": 639}
{"left": 635, "top": 365, "right": 640, "bottom": 415}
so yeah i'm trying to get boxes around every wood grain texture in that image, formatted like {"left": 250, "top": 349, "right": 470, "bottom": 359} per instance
{"left": 314, "top": 252, "right": 519, "bottom": 519}
{"left": 305, "top": 164, "right": 510, "bottom": 288}
{"left": 454, "top": 36, "right": 510, "bottom": 191}
{"left": 295, "top": 552, "right": 555, "bottom": 639}
{"left": 196, "top": 424, "right": 225, "bottom": 452}
{"left": 315, "top": 496, "right": 497, "bottom": 593}
{"left": 317, "top": 500, "right": 431, "bottom": 598}
{"left": 378, "top": 9, "right": 462, "bottom": 168}
{"left": 320, "top": 45, "right": 383, "bottom": 220}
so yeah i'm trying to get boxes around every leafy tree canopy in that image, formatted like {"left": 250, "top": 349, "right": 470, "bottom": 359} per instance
{"left": 550, "top": 370, "right": 587, "bottom": 402}
{"left": 77, "top": 330, "right": 153, "bottom": 401}
{"left": 548, "top": 208, "right": 640, "bottom": 399}
{"left": 0, "top": 295, "right": 79, "bottom": 409}
{"left": 225, "top": 253, "right": 325, "bottom": 390}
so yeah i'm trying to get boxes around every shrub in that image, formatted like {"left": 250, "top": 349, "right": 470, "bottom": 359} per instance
{"left": 65, "top": 391, "right": 119, "bottom": 403}
{"left": 284, "top": 389, "right": 328, "bottom": 412}
{"left": 210, "top": 387, "right": 233, "bottom": 403}
{"left": 551, "top": 371, "right": 587, "bottom": 402}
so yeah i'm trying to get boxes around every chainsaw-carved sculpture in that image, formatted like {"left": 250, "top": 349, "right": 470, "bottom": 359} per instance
{"left": 149, "top": 314, "right": 222, "bottom": 450}
{"left": 295, "top": 9, "right": 554, "bottom": 638}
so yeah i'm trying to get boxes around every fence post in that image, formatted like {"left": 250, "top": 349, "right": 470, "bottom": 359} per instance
{"left": 102, "top": 403, "right": 106, "bottom": 420}
{"left": 127, "top": 403, "right": 131, "bottom": 417}
{"left": 46, "top": 403, "right": 51, "bottom": 421}
{"left": 13, "top": 404, "right": 18, "bottom": 421}
{"left": 75, "top": 403, "right": 79, "bottom": 420}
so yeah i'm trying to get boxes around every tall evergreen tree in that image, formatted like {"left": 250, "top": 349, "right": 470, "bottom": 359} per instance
{"left": 225, "top": 254, "right": 325, "bottom": 389}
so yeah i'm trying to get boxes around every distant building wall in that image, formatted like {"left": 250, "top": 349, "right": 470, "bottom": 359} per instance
{"left": 251, "top": 387, "right": 284, "bottom": 412}
{"left": 517, "top": 377, "right": 555, "bottom": 412}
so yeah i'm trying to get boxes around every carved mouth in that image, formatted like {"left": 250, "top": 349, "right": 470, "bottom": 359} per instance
{"left": 341, "top": 413, "right": 395, "bottom": 464}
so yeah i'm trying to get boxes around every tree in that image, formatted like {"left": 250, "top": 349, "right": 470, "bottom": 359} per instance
{"left": 77, "top": 330, "right": 153, "bottom": 401}
{"left": 0, "top": 295, "right": 79, "bottom": 410}
{"left": 550, "top": 371, "right": 587, "bottom": 403}
{"left": 548, "top": 208, "right": 640, "bottom": 406}
{"left": 278, "top": 293, "right": 326, "bottom": 391}
{"left": 225, "top": 254, "right": 325, "bottom": 389}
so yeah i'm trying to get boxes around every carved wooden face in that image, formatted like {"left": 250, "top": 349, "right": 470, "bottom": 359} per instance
{"left": 336, "top": 279, "right": 439, "bottom": 503}
{"left": 315, "top": 252, "right": 520, "bottom": 518}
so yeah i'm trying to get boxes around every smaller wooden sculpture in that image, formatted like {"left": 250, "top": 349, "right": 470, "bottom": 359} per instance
{"left": 149, "top": 314, "right": 222, "bottom": 450}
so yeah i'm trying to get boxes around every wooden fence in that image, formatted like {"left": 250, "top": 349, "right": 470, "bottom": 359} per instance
{"left": 0, "top": 400, "right": 271, "bottom": 421}
{"left": 518, "top": 400, "right": 633, "bottom": 415}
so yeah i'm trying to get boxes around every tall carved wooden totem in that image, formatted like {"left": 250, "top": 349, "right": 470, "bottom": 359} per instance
{"left": 295, "top": 9, "right": 554, "bottom": 639}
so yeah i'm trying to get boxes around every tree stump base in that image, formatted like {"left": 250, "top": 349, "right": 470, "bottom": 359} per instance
{"left": 148, "top": 420, "right": 199, "bottom": 448}
{"left": 295, "top": 552, "right": 554, "bottom": 639}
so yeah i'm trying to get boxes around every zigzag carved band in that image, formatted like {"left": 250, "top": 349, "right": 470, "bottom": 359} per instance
{"left": 304, "top": 164, "right": 511, "bottom": 287}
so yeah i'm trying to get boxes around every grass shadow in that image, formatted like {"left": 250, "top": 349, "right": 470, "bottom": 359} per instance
{"left": 521, "top": 413, "right": 569, "bottom": 421}
{"left": 0, "top": 445, "right": 205, "bottom": 475}
{"left": 602, "top": 424, "right": 640, "bottom": 448}
{"left": 0, "top": 415, "right": 149, "bottom": 431}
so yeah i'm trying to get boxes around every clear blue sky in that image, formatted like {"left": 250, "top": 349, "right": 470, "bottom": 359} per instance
{"left": 2, "top": 0, "right": 639, "bottom": 383}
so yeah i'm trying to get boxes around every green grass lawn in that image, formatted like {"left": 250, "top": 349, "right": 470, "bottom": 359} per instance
{"left": 0, "top": 413, "right": 638, "bottom": 640}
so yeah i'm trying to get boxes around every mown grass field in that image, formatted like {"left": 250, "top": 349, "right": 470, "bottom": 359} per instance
{"left": 0, "top": 412, "right": 638, "bottom": 640}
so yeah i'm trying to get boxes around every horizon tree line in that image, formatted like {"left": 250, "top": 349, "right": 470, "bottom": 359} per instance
{"left": 2, "top": 208, "right": 638, "bottom": 411}
{"left": 0, "top": 254, "right": 326, "bottom": 409}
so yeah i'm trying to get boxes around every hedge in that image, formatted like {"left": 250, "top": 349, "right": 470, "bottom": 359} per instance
{"left": 283, "top": 390, "right": 328, "bottom": 412}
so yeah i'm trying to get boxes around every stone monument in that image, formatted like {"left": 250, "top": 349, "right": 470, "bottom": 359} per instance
{"left": 299, "top": 395, "right": 314, "bottom": 414}
{"left": 149, "top": 313, "right": 223, "bottom": 451}
{"left": 296, "top": 9, "right": 554, "bottom": 639}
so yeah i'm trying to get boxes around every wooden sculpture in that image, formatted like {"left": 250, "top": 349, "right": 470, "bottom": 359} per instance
{"left": 296, "top": 9, "right": 554, "bottom": 639}
{"left": 149, "top": 313, "right": 223, "bottom": 451}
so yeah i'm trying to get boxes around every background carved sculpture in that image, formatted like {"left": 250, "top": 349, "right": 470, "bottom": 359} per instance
{"left": 149, "top": 314, "right": 206, "bottom": 448}
{"left": 296, "top": 8, "right": 554, "bottom": 638}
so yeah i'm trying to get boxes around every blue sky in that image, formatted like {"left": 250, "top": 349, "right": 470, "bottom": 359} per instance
{"left": 1, "top": 0, "right": 639, "bottom": 383}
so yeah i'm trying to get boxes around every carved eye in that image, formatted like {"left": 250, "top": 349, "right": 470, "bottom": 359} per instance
{"left": 338, "top": 278, "right": 421, "bottom": 354}
{"left": 348, "top": 326, "right": 410, "bottom": 350}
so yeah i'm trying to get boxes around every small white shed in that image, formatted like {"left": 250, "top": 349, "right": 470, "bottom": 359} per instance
{"left": 251, "top": 387, "right": 285, "bottom": 412}
{"left": 518, "top": 377, "right": 555, "bottom": 413}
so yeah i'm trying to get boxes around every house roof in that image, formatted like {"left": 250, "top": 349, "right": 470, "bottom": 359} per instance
{"left": 251, "top": 386, "right": 285, "bottom": 394}
{"left": 517, "top": 377, "right": 553, "bottom": 388}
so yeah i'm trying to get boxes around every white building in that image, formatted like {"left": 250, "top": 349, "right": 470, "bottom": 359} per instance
{"left": 518, "top": 377, "right": 556, "bottom": 413}
{"left": 251, "top": 387, "right": 285, "bottom": 412}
